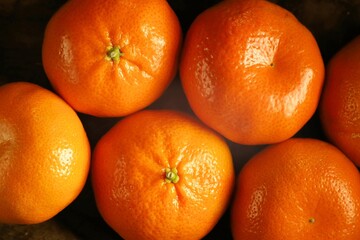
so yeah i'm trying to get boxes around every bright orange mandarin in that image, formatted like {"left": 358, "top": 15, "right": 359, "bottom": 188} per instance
{"left": 180, "top": 0, "right": 324, "bottom": 145}
{"left": 91, "top": 110, "right": 235, "bottom": 240}
{"left": 42, "top": 0, "right": 182, "bottom": 117}
{"left": 0, "top": 82, "right": 90, "bottom": 224}
{"left": 320, "top": 35, "right": 360, "bottom": 166}
{"left": 231, "top": 138, "right": 360, "bottom": 239}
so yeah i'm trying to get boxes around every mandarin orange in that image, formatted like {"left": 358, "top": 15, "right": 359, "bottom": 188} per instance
{"left": 0, "top": 82, "right": 90, "bottom": 224}
{"left": 320, "top": 35, "right": 360, "bottom": 166}
{"left": 231, "top": 138, "right": 360, "bottom": 239}
{"left": 91, "top": 110, "right": 235, "bottom": 239}
{"left": 180, "top": 0, "right": 325, "bottom": 145}
{"left": 42, "top": 0, "right": 182, "bottom": 117}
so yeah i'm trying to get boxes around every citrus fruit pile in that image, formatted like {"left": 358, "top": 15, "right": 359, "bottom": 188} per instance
{"left": 1, "top": 0, "right": 360, "bottom": 239}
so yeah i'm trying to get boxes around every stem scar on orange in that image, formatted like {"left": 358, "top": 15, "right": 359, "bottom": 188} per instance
{"left": 0, "top": 82, "right": 90, "bottom": 224}
{"left": 231, "top": 138, "right": 360, "bottom": 239}
{"left": 42, "top": 0, "right": 182, "bottom": 117}
{"left": 180, "top": 0, "right": 325, "bottom": 145}
{"left": 91, "top": 110, "right": 235, "bottom": 240}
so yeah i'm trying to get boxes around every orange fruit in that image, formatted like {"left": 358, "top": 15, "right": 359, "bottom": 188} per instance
{"left": 0, "top": 82, "right": 90, "bottom": 224}
{"left": 231, "top": 138, "right": 360, "bottom": 239}
{"left": 91, "top": 109, "right": 235, "bottom": 239}
{"left": 180, "top": 0, "right": 325, "bottom": 145}
{"left": 42, "top": 0, "right": 182, "bottom": 117}
{"left": 320, "top": 35, "right": 360, "bottom": 166}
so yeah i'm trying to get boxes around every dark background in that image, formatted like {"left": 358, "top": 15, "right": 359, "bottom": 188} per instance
{"left": 0, "top": 0, "right": 359, "bottom": 239}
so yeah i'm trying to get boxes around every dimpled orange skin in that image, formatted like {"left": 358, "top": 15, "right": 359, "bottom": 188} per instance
{"left": 320, "top": 36, "right": 360, "bottom": 166}
{"left": 231, "top": 138, "right": 360, "bottom": 240}
{"left": 180, "top": 0, "right": 325, "bottom": 145}
{"left": 91, "top": 110, "right": 235, "bottom": 240}
{"left": 42, "top": 0, "right": 182, "bottom": 117}
{"left": 0, "top": 82, "right": 90, "bottom": 224}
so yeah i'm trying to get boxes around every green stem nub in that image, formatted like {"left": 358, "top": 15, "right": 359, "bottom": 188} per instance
{"left": 165, "top": 168, "right": 179, "bottom": 184}
{"left": 106, "top": 46, "right": 123, "bottom": 62}
{"left": 309, "top": 217, "right": 315, "bottom": 224}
